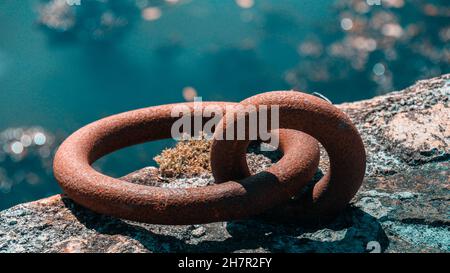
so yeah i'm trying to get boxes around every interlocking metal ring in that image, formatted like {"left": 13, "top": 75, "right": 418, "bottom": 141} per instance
{"left": 53, "top": 101, "right": 321, "bottom": 224}
{"left": 211, "top": 91, "right": 366, "bottom": 223}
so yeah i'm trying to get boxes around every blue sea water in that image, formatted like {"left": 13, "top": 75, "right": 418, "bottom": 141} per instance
{"left": 0, "top": 0, "right": 448, "bottom": 209}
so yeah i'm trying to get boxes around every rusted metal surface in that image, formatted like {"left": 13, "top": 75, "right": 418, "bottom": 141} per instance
{"left": 211, "top": 91, "right": 366, "bottom": 223}
{"left": 53, "top": 101, "right": 321, "bottom": 224}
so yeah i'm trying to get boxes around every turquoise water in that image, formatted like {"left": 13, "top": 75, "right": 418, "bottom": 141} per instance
{"left": 0, "top": 0, "right": 448, "bottom": 209}
{"left": 0, "top": 0, "right": 333, "bottom": 130}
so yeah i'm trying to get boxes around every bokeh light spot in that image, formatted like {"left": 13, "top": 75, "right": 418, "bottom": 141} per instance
{"left": 34, "top": 133, "right": 47, "bottom": 146}
{"left": 142, "top": 7, "right": 162, "bottom": 21}
{"left": 373, "top": 63, "right": 386, "bottom": 76}
{"left": 11, "top": 142, "right": 24, "bottom": 154}
{"left": 182, "top": 86, "right": 198, "bottom": 101}
{"left": 340, "top": 18, "right": 353, "bottom": 31}
{"left": 235, "top": 0, "right": 254, "bottom": 9}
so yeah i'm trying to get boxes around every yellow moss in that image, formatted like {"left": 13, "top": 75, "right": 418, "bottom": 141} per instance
{"left": 154, "top": 136, "right": 212, "bottom": 178}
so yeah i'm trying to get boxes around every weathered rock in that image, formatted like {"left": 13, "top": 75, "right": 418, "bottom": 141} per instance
{"left": 0, "top": 75, "right": 449, "bottom": 253}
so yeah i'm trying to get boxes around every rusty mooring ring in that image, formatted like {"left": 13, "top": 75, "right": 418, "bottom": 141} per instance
{"left": 211, "top": 91, "right": 366, "bottom": 223}
{"left": 53, "top": 101, "right": 320, "bottom": 224}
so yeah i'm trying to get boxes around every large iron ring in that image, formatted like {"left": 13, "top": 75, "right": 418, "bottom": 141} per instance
{"left": 53, "top": 101, "right": 320, "bottom": 224}
{"left": 211, "top": 91, "right": 366, "bottom": 223}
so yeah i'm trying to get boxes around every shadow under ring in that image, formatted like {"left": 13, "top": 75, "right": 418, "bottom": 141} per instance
{"left": 53, "top": 101, "right": 320, "bottom": 225}
{"left": 211, "top": 91, "right": 366, "bottom": 224}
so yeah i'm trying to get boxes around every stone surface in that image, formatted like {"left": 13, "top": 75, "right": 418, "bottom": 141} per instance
{"left": 0, "top": 75, "right": 449, "bottom": 253}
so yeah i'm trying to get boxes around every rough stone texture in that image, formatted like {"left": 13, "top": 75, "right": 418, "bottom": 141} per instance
{"left": 0, "top": 75, "right": 449, "bottom": 253}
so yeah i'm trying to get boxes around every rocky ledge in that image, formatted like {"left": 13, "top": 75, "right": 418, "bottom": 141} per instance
{"left": 0, "top": 75, "right": 449, "bottom": 253}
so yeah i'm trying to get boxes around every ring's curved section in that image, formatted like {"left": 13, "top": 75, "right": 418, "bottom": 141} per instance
{"left": 54, "top": 102, "right": 320, "bottom": 224}
{"left": 210, "top": 91, "right": 366, "bottom": 223}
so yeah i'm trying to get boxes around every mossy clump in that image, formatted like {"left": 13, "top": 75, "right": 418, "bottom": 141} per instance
{"left": 154, "top": 136, "right": 212, "bottom": 178}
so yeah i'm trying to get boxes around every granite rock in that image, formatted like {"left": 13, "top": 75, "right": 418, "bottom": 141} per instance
{"left": 0, "top": 75, "right": 449, "bottom": 253}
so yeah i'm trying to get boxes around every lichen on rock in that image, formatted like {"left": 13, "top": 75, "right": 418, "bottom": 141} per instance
{"left": 154, "top": 136, "right": 212, "bottom": 178}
